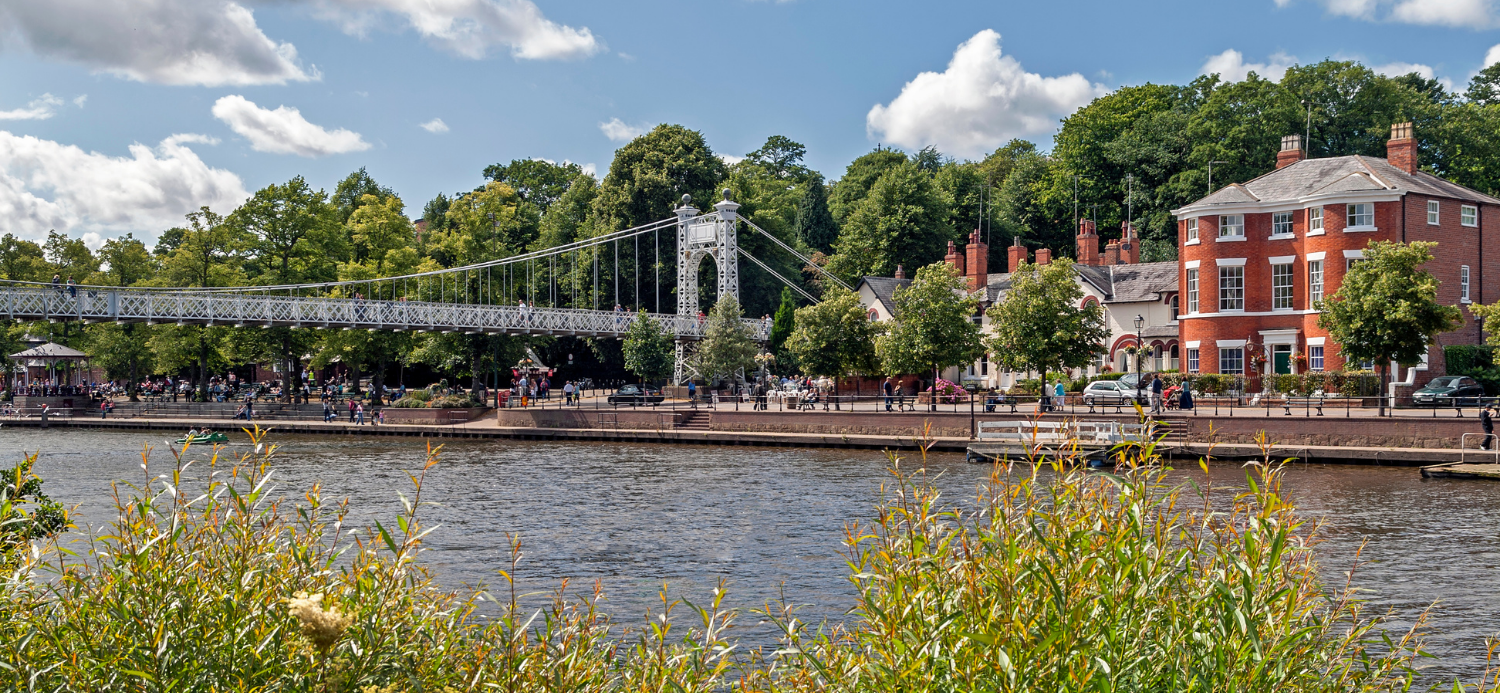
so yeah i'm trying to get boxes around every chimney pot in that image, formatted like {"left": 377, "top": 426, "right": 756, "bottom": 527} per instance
{"left": 1387, "top": 122, "right": 1418, "bottom": 174}
{"left": 1076, "top": 218, "right": 1100, "bottom": 266}
{"left": 965, "top": 230, "right": 988, "bottom": 292}
{"left": 1104, "top": 240, "right": 1120, "bottom": 266}
{"left": 1276, "top": 134, "right": 1306, "bottom": 169}
{"left": 894, "top": 264, "right": 904, "bottom": 280}
{"left": 945, "top": 240, "right": 965, "bottom": 275}
{"left": 1035, "top": 248, "right": 1052, "bottom": 266}
{"left": 1007, "top": 239, "right": 1027, "bottom": 273}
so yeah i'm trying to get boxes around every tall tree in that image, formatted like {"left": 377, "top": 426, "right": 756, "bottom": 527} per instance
{"left": 785, "top": 286, "right": 882, "bottom": 385}
{"left": 692, "top": 295, "right": 757, "bottom": 386}
{"left": 332, "top": 167, "right": 395, "bottom": 223}
{"left": 875, "top": 262, "right": 983, "bottom": 410}
{"left": 744, "top": 135, "right": 812, "bottom": 182}
{"left": 233, "top": 176, "right": 342, "bottom": 283}
{"left": 347, "top": 194, "right": 414, "bottom": 272}
{"left": 535, "top": 174, "right": 599, "bottom": 250}
{"left": 792, "top": 175, "right": 838, "bottom": 254}
{"left": 828, "top": 146, "right": 908, "bottom": 223}
{"left": 43, "top": 231, "right": 98, "bottom": 280}
{"left": 1319, "top": 241, "right": 1461, "bottom": 415}
{"left": 985, "top": 257, "right": 1109, "bottom": 400}
{"left": 825, "top": 161, "right": 950, "bottom": 282}
{"left": 156, "top": 207, "right": 244, "bottom": 400}
{"left": 622, "top": 310, "right": 674, "bottom": 384}
{"left": 0, "top": 234, "right": 50, "bottom": 282}
{"left": 768, "top": 287, "right": 797, "bottom": 365}
{"left": 483, "top": 159, "right": 584, "bottom": 212}
{"left": 94, "top": 233, "right": 154, "bottom": 287}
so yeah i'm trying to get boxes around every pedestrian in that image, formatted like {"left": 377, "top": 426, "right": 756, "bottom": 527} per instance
{"left": 1150, "top": 374, "right": 1164, "bottom": 414}
{"left": 356, "top": 402, "right": 364, "bottom": 425}
{"left": 348, "top": 399, "right": 356, "bottom": 423}
{"left": 66, "top": 275, "right": 76, "bottom": 298}
{"left": 1483, "top": 405, "right": 1495, "bottom": 451}
{"left": 563, "top": 380, "right": 575, "bottom": 405}
{"left": 323, "top": 401, "right": 333, "bottom": 422}
{"left": 687, "top": 380, "right": 697, "bottom": 406}
{"left": 883, "top": 377, "right": 894, "bottom": 412}
{"left": 100, "top": 399, "right": 108, "bottom": 419}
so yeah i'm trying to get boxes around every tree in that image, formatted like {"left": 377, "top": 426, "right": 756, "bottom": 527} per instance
{"left": 421, "top": 193, "right": 455, "bottom": 235}
{"left": 825, "top": 161, "right": 950, "bottom": 282}
{"left": 232, "top": 176, "right": 342, "bottom": 283}
{"left": 347, "top": 194, "right": 414, "bottom": 272}
{"left": 535, "top": 173, "right": 599, "bottom": 249}
{"left": 693, "top": 295, "right": 757, "bottom": 385}
{"left": 43, "top": 230, "right": 98, "bottom": 280}
{"left": 984, "top": 258, "right": 1109, "bottom": 400}
{"left": 591, "top": 124, "right": 727, "bottom": 231}
{"left": 792, "top": 175, "right": 838, "bottom": 254}
{"left": 84, "top": 324, "right": 154, "bottom": 400}
{"left": 0, "top": 457, "right": 66, "bottom": 565}
{"left": 94, "top": 233, "right": 154, "bottom": 287}
{"left": 1318, "top": 241, "right": 1462, "bottom": 414}
{"left": 483, "top": 159, "right": 584, "bottom": 212}
{"left": 622, "top": 310, "right": 674, "bottom": 384}
{"left": 0, "top": 234, "right": 50, "bottom": 281}
{"left": 768, "top": 287, "right": 797, "bottom": 363}
{"left": 333, "top": 167, "right": 395, "bottom": 223}
{"left": 155, "top": 207, "right": 244, "bottom": 400}
{"left": 875, "top": 263, "right": 983, "bottom": 410}
{"left": 785, "top": 286, "right": 882, "bottom": 385}
{"left": 828, "top": 146, "right": 908, "bottom": 223}
{"left": 744, "top": 135, "right": 811, "bottom": 182}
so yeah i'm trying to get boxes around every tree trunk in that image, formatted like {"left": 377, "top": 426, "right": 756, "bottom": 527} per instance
{"left": 931, "top": 364, "right": 939, "bottom": 412}
{"left": 197, "top": 329, "right": 210, "bottom": 402}
{"left": 373, "top": 355, "right": 387, "bottom": 405}
{"left": 281, "top": 333, "right": 294, "bottom": 403}
{"left": 348, "top": 362, "right": 362, "bottom": 396}
{"left": 1040, "top": 367, "right": 1048, "bottom": 413}
{"left": 1380, "top": 362, "right": 1390, "bottom": 417}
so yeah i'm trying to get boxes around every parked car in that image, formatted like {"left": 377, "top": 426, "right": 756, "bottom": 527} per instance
{"left": 1082, "top": 379, "right": 1146, "bottom": 406}
{"left": 607, "top": 384, "right": 664, "bottom": 406}
{"left": 1413, "top": 376, "right": 1485, "bottom": 406}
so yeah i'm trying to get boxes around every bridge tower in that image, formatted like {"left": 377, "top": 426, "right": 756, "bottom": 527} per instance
{"left": 673, "top": 190, "right": 740, "bottom": 384}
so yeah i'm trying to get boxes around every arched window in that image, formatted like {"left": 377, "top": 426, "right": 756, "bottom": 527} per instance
{"left": 1169, "top": 295, "right": 1179, "bottom": 321}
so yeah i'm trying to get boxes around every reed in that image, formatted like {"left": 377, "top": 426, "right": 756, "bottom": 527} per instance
{"left": 0, "top": 428, "right": 1440, "bottom": 691}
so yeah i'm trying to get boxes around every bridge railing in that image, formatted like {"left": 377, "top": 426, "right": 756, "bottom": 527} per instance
{"left": 0, "top": 286, "right": 767, "bottom": 340}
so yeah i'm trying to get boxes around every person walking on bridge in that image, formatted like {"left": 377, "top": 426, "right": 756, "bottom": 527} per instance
{"left": 1482, "top": 405, "right": 1495, "bottom": 451}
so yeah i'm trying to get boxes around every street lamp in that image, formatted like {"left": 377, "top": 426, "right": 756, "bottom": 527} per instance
{"left": 1134, "top": 314, "right": 1145, "bottom": 405}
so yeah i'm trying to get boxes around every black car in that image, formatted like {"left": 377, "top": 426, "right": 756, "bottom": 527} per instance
{"left": 607, "top": 384, "right": 665, "bottom": 406}
{"left": 1413, "top": 376, "right": 1485, "bottom": 406}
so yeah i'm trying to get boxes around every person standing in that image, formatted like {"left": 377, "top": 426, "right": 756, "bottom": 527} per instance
{"left": 1483, "top": 405, "right": 1495, "bottom": 451}
{"left": 883, "top": 377, "right": 894, "bottom": 412}
{"left": 355, "top": 402, "right": 364, "bottom": 425}
{"left": 1150, "top": 374, "right": 1164, "bottom": 414}
{"left": 100, "top": 399, "right": 108, "bottom": 419}
{"left": 563, "top": 380, "right": 575, "bottom": 405}
{"left": 323, "top": 401, "right": 334, "bottom": 422}
{"left": 1054, "top": 380, "right": 1066, "bottom": 412}
{"left": 687, "top": 380, "right": 697, "bottom": 406}
{"left": 348, "top": 398, "right": 356, "bottom": 423}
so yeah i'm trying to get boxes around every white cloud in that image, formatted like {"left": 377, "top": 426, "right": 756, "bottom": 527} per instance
{"left": 1373, "top": 61, "right": 1436, "bottom": 79}
{"left": 720, "top": 154, "right": 745, "bottom": 165}
{"left": 419, "top": 117, "right": 449, "bottom": 133}
{"left": 599, "top": 118, "right": 645, "bottom": 142}
{"left": 1486, "top": 43, "right": 1500, "bottom": 67}
{"left": 0, "top": 94, "right": 63, "bottom": 121}
{"left": 72, "top": 94, "right": 86, "bottom": 108}
{"left": 212, "top": 95, "right": 370, "bottom": 157}
{"left": 865, "top": 29, "right": 1105, "bottom": 159}
{"left": 1202, "top": 49, "right": 1298, "bottom": 82}
{"left": 0, "top": 0, "right": 315, "bottom": 86}
{"left": 1282, "top": 0, "right": 1497, "bottom": 26}
{"left": 532, "top": 157, "right": 596, "bottom": 177}
{"left": 0, "top": 131, "right": 248, "bottom": 241}
{"left": 312, "top": 0, "right": 603, "bottom": 60}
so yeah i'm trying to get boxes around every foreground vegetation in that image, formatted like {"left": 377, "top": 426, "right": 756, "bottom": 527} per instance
{"left": 0, "top": 430, "right": 1477, "bottom": 690}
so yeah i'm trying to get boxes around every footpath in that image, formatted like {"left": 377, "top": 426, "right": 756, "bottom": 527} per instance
{"left": 4, "top": 410, "right": 1493, "bottom": 467}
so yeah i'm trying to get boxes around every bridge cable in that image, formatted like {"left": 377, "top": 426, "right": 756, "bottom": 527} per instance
{"left": 654, "top": 227, "right": 660, "bottom": 313}
{"left": 738, "top": 248, "right": 819, "bottom": 304}
{"left": 634, "top": 234, "right": 639, "bottom": 311}
{"left": 741, "top": 218, "right": 853, "bottom": 292}
{"left": 613, "top": 239, "right": 619, "bottom": 309}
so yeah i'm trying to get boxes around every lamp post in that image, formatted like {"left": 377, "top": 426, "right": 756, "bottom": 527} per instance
{"left": 1134, "top": 314, "right": 1145, "bottom": 405}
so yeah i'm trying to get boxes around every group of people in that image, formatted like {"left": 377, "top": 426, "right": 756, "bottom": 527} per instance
{"left": 322, "top": 399, "right": 380, "bottom": 424}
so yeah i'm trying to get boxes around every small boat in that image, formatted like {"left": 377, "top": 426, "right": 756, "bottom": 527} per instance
{"left": 175, "top": 432, "right": 229, "bottom": 444}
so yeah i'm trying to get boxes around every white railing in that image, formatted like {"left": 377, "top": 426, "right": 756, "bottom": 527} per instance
{"left": 0, "top": 286, "right": 768, "bottom": 340}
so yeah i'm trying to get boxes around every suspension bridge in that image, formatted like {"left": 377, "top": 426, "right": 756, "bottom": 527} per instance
{"left": 1, "top": 191, "right": 847, "bottom": 381}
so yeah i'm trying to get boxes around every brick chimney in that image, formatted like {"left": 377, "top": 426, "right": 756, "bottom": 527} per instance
{"left": 1007, "top": 237, "right": 1027, "bottom": 272}
{"left": 1035, "top": 248, "right": 1052, "bottom": 266}
{"left": 1119, "top": 222, "right": 1138, "bottom": 264}
{"left": 1276, "top": 134, "right": 1306, "bottom": 169}
{"left": 964, "top": 229, "right": 988, "bottom": 292}
{"left": 1387, "top": 122, "right": 1417, "bottom": 174}
{"left": 1104, "top": 239, "right": 1120, "bottom": 266}
{"left": 894, "top": 264, "right": 905, "bottom": 280}
{"left": 944, "top": 240, "right": 965, "bottom": 276}
{"left": 1076, "top": 218, "right": 1099, "bottom": 266}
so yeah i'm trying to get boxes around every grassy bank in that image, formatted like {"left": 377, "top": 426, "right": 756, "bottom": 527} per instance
{"left": 0, "top": 428, "right": 1463, "bottom": 691}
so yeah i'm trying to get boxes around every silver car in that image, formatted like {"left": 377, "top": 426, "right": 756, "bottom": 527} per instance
{"left": 1082, "top": 380, "right": 1145, "bottom": 406}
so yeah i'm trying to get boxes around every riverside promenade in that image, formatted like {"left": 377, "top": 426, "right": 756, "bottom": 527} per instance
{"left": 6, "top": 399, "right": 1494, "bottom": 467}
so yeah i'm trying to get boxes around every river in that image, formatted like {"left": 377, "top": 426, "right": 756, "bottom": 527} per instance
{"left": 5, "top": 427, "right": 1498, "bottom": 683}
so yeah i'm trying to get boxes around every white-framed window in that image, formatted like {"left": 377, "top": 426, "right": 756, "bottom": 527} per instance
{"left": 1309, "top": 345, "right": 1324, "bottom": 371}
{"left": 1309, "top": 207, "right": 1324, "bottom": 233}
{"left": 1272, "top": 263, "right": 1294, "bottom": 310}
{"left": 1220, "top": 347, "right": 1245, "bottom": 374}
{"left": 1428, "top": 200, "right": 1440, "bottom": 225}
{"left": 1170, "top": 295, "right": 1179, "bottom": 321}
{"left": 1219, "top": 265, "right": 1244, "bottom": 311}
{"left": 1186, "top": 268, "right": 1199, "bottom": 314}
{"left": 1462, "top": 265, "right": 1471, "bottom": 303}
{"left": 1308, "top": 260, "right": 1324, "bottom": 305}
{"left": 1187, "top": 348, "right": 1199, "bottom": 373}
{"left": 1272, "top": 211, "right": 1294, "bottom": 237}
{"left": 1186, "top": 218, "right": 1198, "bottom": 242}
{"left": 1347, "top": 203, "right": 1374, "bottom": 228}
{"left": 1219, "top": 214, "right": 1244, "bottom": 238}
{"left": 1463, "top": 205, "right": 1478, "bottom": 227}
{"left": 1347, "top": 257, "right": 1361, "bottom": 271}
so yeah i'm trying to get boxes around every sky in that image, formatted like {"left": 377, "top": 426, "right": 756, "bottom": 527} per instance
{"left": 2, "top": 0, "right": 1499, "bottom": 247}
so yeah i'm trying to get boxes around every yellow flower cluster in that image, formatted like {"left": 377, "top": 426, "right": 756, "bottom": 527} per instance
{"left": 287, "top": 592, "right": 351, "bottom": 654}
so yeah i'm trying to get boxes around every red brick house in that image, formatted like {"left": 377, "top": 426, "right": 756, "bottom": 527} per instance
{"left": 1172, "top": 123, "right": 1500, "bottom": 386}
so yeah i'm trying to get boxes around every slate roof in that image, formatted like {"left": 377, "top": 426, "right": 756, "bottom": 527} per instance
{"left": 984, "top": 261, "right": 1177, "bottom": 305}
{"left": 1179, "top": 155, "right": 1500, "bottom": 213}
{"left": 860, "top": 276, "right": 912, "bottom": 310}
{"left": 1141, "top": 324, "right": 1179, "bottom": 339}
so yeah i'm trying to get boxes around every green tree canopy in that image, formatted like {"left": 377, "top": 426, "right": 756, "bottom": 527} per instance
{"left": 785, "top": 285, "right": 882, "bottom": 380}
{"left": 985, "top": 257, "right": 1109, "bottom": 391}
{"left": 792, "top": 175, "right": 838, "bottom": 254}
{"left": 828, "top": 146, "right": 908, "bottom": 223}
{"left": 333, "top": 167, "right": 395, "bottom": 223}
{"left": 692, "top": 295, "right": 757, "bottom": 384}
{"left": 825, "top": 161, "right": 950, "bottom": 282}
{"left": 483, "top": 159, "right": 585, "bottom": 212}
{"left": 622, "top": 310, "right": 674, "bottom": 383}
{"left": 1318, "top": 241, "right": 1462, "bottom": 409}
{"left": 0, "top": 234, "right": 51, "bottom": 282}
{"left": 231, "top": 176, "right": 342, "bottom": 284}
{"left": 93, "top": 233, "right": 155, "bottom": 287}
{"left": 875, "top": 263, "right": 983, "bottom": 398}
{"left": 768, "top": 287, "right": 797, "bottom": 364}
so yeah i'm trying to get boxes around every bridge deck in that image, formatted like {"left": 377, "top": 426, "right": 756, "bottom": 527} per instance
{"left": 0, "top": 287, "right": 765, "bottom": 340}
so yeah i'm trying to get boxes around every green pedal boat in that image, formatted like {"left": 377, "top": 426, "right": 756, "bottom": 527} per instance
{"left": 175, "top": 432, "right": 229, "bottom": 444}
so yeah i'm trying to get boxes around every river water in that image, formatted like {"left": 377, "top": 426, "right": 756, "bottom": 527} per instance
{"left": 5, "top": 427, "right": 1499, "bottom": 683}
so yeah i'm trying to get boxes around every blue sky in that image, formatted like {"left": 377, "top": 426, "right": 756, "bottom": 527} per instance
{"left": 1, "top": 0, "right": 1497, "bottom": 245}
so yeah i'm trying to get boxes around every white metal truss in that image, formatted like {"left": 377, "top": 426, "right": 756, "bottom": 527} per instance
{"left": 674, "top": 193, "right": 741, "bottom": 318}
{"left": 0, "top": 286, "right": 768, "bottom": 341}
